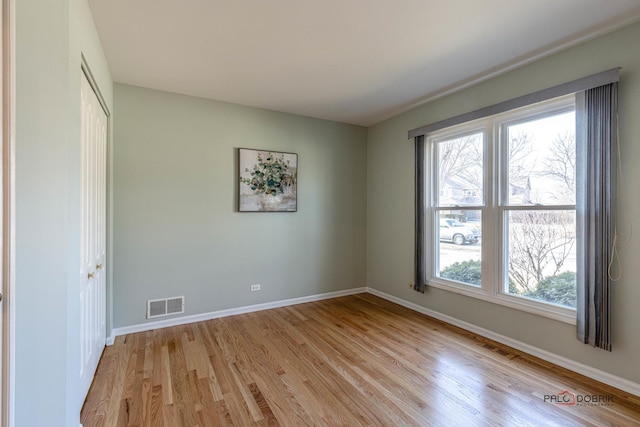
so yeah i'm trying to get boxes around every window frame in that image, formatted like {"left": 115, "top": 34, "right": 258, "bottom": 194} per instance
{"left": 424, "top": 95, "right": 578, "bottom": 324}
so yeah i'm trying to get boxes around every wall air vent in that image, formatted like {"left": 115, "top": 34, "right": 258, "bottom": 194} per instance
{"left": 147, "top": 296, "right": 185, "bottom": 319}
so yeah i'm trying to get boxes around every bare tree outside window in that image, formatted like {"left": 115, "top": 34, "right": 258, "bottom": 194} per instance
{"left": 541, "top": 131, "right": 576, "bottom": 203}
{"left": 507, "top": 210, "right": 576, "bottom": 295}
{"left": 437, "top": 134, "right": 483, "bottom": 201}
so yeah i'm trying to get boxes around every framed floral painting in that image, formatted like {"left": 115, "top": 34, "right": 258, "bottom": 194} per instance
{"left": 238, "top": 148, "right": 298, "bottom": 212}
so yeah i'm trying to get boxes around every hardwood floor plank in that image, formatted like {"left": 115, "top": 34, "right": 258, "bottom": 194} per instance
{"left": 200, "top": 322, "right": 237, "bottom": 397}
{"left": 137, "top": 378, "right": 152, "bottom": 427}
{"left": 167, "top": 332, "right": 201, "bottom": 427}
{"left": 228, "top": 361, "right": 264, "bottom": 422}
{"left": 81, "top": 346, "right": 117, "bottom": 425}
{"left": 248, "top": 382, "right": 278, "bottom": 425}
{"left": 159, "top": 345, "right": 173, "bottom": 406}
{"left": 82, "top": 294, "right": 640, "bottom": 426}
{"left": 195, "top": 376, "right": 226, "bottom": 426}
{"left": 149, "top": 385, "right": 163, "bottom": 427}
{"left": 103, "top": 339, "right": 134, "bottom": 426}
{"left": 223, "top": 390, "right": 258, "bottom": 426}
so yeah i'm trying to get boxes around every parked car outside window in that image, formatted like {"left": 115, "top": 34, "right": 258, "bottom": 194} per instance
{"left": 439, "top": 218, "right": 480, "bottom": 245}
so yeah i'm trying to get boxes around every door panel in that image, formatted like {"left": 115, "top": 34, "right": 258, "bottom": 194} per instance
{"left": 79, "top": 71, "right": 107, "bottom": 402}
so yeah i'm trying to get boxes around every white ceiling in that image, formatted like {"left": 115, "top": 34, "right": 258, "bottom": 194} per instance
{"left": 88, "top": 0, "right": 640, "bottom": 126}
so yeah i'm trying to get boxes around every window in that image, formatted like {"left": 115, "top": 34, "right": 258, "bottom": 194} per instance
{"left": 425, "top": 96, "right": 578, "bottom": 322}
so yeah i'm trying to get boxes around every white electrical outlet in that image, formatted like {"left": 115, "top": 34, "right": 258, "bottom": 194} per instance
{"left": 250, "top": 284, "right": 261, "bottom": 292}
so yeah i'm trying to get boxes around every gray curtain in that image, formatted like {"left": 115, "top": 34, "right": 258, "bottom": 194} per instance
{"left": 414, "top": 135, "right": 426, "bottom": 293}
{"left": 576, "top": 82, "right": 618, "bottom": 351}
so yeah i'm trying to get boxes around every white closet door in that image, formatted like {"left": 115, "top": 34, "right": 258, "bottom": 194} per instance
{"left": 79, "top": 70, "right": 107, "bottom": 402}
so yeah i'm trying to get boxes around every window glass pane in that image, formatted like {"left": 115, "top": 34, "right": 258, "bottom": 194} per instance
{"left": 437, "top": 210, "right": 482, "bottom": 287}
{"left": 505, "top": 210, "right": 576, "bottom": 308}
{"left": 506, "top": 111, "right": 575, "bottom": 205}
{"left": 437, "top": 133, "right": 483, "bottom": 207}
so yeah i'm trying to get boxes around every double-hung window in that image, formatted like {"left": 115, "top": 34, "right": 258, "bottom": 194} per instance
{"left": 425, "top": 95, "right": 578, "bottom": 322}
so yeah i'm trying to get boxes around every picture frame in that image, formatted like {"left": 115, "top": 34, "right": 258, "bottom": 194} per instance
{"left": 238, "top": 148, "right": 298, "bottom": 212}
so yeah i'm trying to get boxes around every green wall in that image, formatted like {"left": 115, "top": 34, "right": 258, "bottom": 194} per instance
{"left": 15, "top": 0, "right": 112, "bottom": 425}
{"left": 367, "top": 22, "right": 640, "bottom": 384}
{"left": 112, "top": 85, "right": 367, "bottom": 328}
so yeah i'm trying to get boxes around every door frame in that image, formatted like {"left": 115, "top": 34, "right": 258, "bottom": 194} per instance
{"left": 81, "top": 57, "right": 110, "bottom": 117}
{"left": 1, "top": 0, "right": 15, "bottom": 425}
{"left": 79, "top": 56, "right": 110, "bottom": 407}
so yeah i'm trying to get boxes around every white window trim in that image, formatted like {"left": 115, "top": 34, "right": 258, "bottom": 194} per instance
{"left": 425, "top": 96, "right": 577, "bottom": 324}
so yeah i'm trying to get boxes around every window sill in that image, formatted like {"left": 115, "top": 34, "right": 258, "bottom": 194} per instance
{"left": 426, "top": 278, "right": 577, "bottom": 325}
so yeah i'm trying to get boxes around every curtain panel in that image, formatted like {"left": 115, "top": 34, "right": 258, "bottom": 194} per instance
{"left": 576, "top": 82, "right": 618, "bottom": 351}
{"left": 414, "top": 135, "right": 426, "bottom": 293}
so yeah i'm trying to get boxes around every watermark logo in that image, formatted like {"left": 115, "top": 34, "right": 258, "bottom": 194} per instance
{"left": 544, "top": 390, "right": 576, "bottom": 406}
{"left": 544, "top": 390, "right": 613, "bottom": 407}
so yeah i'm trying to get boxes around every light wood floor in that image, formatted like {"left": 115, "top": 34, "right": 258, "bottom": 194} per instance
{"left": 81, "top": 293, "right": 640, "bottom": 426}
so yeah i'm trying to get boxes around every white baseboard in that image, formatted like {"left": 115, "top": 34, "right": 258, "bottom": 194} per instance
{"left": 107, "top": 287, "right": 367, "bottom": 343}
{"left": 366, "top": 287, "right": 640, "bottom": 398}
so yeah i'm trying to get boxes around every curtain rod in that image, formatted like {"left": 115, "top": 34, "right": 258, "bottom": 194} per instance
{"left": 408, "top": 67, "right": 620, "bottom": 139}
